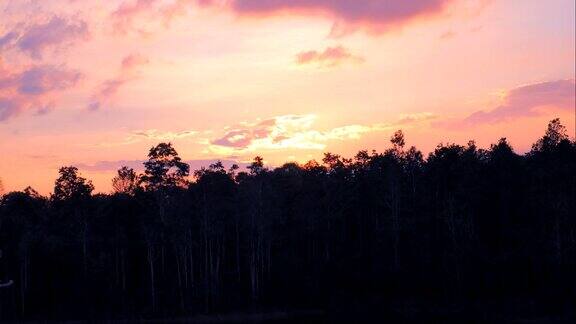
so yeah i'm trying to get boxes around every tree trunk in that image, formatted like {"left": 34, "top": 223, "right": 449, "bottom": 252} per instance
{"left": 147, "top": 247, "right": 156, "bottom": 313}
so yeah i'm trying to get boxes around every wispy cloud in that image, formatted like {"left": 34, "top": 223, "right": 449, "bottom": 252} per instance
{"left": 397, "top": 112, "right": 438, "bottom": 125}
{"left": 110, "top": 0, "right": 202, "bottom": 34}
{"left": 88, "top": 54, "right": 149, "bottom": 110}
{"left": 131, "top": 129, "right": 198, "bottom": 140}
{"left": 0, "top": 16, "right": 89, "bottom": 59}
{"left": 296, "top": 46, "right": 364, "bottom": 67}
{"left": 76, "top": 159, "right": 247, "bottom": 173}
{"left": 111, "top": 0, "right": 159, "bottom": 34}
{"left": 95, "top": 128, "right": 198, "bottom": 147}
{"left": 435, "top": 79, "right": 576, "bottom": 128}
{"left": 0, "top": 63, "right": 82, "bottom": 121}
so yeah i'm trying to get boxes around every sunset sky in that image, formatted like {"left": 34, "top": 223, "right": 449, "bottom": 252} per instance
{"left": 1, "top": 0, "right": 575, "bottom": 194}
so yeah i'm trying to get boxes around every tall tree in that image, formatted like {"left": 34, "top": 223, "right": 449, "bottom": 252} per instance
{"left": 140, "top": 143, "right": 190, "bottom": 190}
{"left": 52, "top": 167, "right": 94, "bottom": 201}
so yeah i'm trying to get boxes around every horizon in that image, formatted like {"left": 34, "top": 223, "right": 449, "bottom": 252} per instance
{"left": 1, "top": 0, "right": 575, "bottom": 194}
{"left": 1, "top": 121, "right": 572, "bottom": 196}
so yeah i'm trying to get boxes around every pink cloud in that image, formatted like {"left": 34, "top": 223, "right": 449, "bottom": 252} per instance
{"left": 109, "top": 0, "right": 457, "bottom": 35}
{"left": 112, "top": 0, "right": 159, "bottom": 33}
{"left": 296, "top": 46, "right": 364, "bottom": 67}
{"left": 0, "top": 16, "right": 90, "bottom": 59}
{"left": 227, "top": 0, "right": 455, "bottom": 35}
{"left": 213, "top": 119, "right": 276, "bottom": 148}
{"left": 111, "top": 0, "right": 203, "bottom": 32}
{"left": 88, "top": 54, "right": 149, "bottom": 110}
{"left": 17, "top": 66, "right": 82, "bottom": 95}
{"left": 121, "top": 53, "right": 150, "bottom": 70}
{"left": 436, "top": 79, "right": 576, "bottom": 128}
{"left": 0, "top": 64, "right": 82, "bottom": 121}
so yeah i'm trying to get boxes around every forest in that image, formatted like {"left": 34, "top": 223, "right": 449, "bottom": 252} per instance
{"left": 0, "top": 118, "right": 574, "bottom": 322}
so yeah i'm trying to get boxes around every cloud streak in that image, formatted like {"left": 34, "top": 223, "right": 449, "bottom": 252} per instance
{"left": 76, "top": 159, "right": 248, "bottom": 173}
{"left": 88, "top": 54, "right": 149, "bottom": 110}
{"left": 131, "top": 129, "right": 198, "bottom": 141}
{"left": 95, "top": 128, "right": 198, "bottom": 148}
{"left": 296, "top": 46, "right": 364, "bottom": 67}
{"left": 435, "top": 79, "right": 576, "bottom": 128}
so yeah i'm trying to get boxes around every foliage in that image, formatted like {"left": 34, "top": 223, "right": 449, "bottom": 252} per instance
{"left": 0, "top": 120, "right": 574, "bottom": 321}
{"left": 140, "top": 143, "right": 190, "bottom": 190}
{"left": 112, "top": 166, "right": 139, "bottom": 195}
{"left": 52, "top": 166, "right": 94, "bottom": 201}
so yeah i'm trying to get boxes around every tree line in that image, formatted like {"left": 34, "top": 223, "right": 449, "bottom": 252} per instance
{"left": 0, "top": 119, "right": 575, "bottom": 321}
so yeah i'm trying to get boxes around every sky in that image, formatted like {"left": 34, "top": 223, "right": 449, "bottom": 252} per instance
{"left": 0, "top": 0, "right": 574, "bottom": 194}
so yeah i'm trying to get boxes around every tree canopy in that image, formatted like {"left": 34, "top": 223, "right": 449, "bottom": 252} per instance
{"left": 0, "top": 119, "right": 574, "bottom": 322}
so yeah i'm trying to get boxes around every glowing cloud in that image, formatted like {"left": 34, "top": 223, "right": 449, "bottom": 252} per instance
{"left": 210, "top": 114, "right": 391, "bottom": 155}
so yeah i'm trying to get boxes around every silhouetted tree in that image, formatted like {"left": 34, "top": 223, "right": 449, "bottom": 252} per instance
{"left": 390, "top": 129, "right": 405, "bottom": 151}
{"left": 52, "top": 166, "right": 94, "bottom": 201}
{"left": 112, "top": 166, "right": 139, "bottom": 195}
{"left": 247, "top": 156, "right": 266, "bottom": 175}
{"left": 0, "top": 118, "right": 574, "bottom": 322}
{"left": 531, "top": 118, "right": 569, "bottom": 152}
{"left": 141, "top": 143, "right": 190, "bottom": 190}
